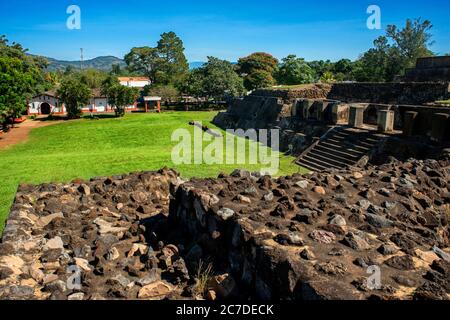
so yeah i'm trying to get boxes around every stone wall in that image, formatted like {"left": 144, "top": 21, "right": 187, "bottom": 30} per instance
{"left": 327, "top": 83, "right": 450, "bottom": 105}
{"left": 0, "top": 169, "right": 191, "bottom": 300}
{"left": 405, "top": 57, "right": 450, "bottom": 82}
{"left": 214, "top": 93, "right": 450, "bottom": 147}
{"left": 252, "top": 84, "right": 332, "bottom": 101}
{"left": 169, "top": 156, "right": 450, "bottom": 300}
{"left": 213, "top": 96, "right": 332, "bottom": 156}
{"left": 1, "top": 153, "right": 449, "bottom": 300}
{"left": 251, "top": 82, "right": 450, "bottom": 105}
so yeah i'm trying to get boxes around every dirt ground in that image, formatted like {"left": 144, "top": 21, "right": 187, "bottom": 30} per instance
{"left": 0, "top": 118, "right": 61, "bottom": 150}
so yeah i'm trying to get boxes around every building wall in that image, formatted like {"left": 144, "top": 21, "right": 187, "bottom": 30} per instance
{"left": 119, "top": 80, "right": 151, "bottom": 88}
{"left": 80, "top": 98, "right": 112, "bottom": 112}
{"left": 28, "top": 95, "right": 64, "bottom": 114}
{"left": 29, "top": 96, "right": 138, "bottom": 114}
{"left": 94, "top": 98, "right": 109, "bottom": 112}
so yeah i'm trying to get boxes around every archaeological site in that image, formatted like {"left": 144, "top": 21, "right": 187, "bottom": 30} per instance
{"left": 3, "top": 0, "right": 450, "bottom": 304}
{"left": 1, "top": 67, "right": 449, "bottom": 301}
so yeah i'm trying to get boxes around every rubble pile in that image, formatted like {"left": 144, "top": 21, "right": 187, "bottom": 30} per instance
{"left": 169, "top": 155, "right": 450, "bottom": 300}
{"left": 0, "top": 169, "right": 193, "bottom": 300}
{"left": 0, "top": 154, "right": 449, "bottom": 300}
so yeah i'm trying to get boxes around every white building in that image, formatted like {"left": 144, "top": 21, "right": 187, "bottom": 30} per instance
{"left": 118, "top": 77, "right": 151, "bottom": 88}
{"left": 28, "top": 90, "right": 64, "bottom": 115}
{"left": 27, "top": 77, "right": 151, "bottom": 115}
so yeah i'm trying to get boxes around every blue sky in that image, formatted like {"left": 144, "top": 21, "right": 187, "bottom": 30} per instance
{"left": 1, "top": 0, "right": 449, "bottom": 62}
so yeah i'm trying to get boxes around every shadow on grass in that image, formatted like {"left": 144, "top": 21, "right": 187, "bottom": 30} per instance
{"left": 33, "top": 113, "right": 120, "bottom": 122}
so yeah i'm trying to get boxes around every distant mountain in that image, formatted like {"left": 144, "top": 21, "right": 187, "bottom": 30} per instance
{"left": 188, "top": 61, "right": 237, "bottom": 69}
{"left": 42, "top": 56, "right": 127, "bottom": 72}
{"left": 189, "top": 61, "right": 205, "bottom": 69}
{"left": 34, "top": 55, "right": 221, "bottom": 72}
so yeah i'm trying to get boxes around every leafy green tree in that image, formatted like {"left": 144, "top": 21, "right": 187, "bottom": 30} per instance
{"left": 180, "top": 57, "right": 245, "bottom": 100}
{"left": 0, "top": 36, "right": 50, "bottom": 121}
{"left": 237, "top": 52, "right": 278, "bottom": 90}
{"left": 111, "top": 64, "right": 123, "bottom": 76}
{"left": 101, "top": 76, "right": 140, "bottom": 117}
{"left": 124, "top": 32, "right": 189, "bottom": 85}
{"left": 320, "top": 71, "right": 337, "bottom": 83}
{"left": 178, "top": 69, "right": 204, "bottom": 98}
{"left": 144, "top": 85, "right": 180, "bottom": 103}
{"left": 124, "top": 47, "right": 160, "bottom": 79}
{"left": 353, "top": 36, "right": 400, "bottom": 82}
{"left": 77, "top": 69, "right": 108, "bottom": 89}
{"left": 57, "top": 78, "right": 91, "bottom": 119}
{"left": 156, "top": 32, "right": 189, "bottom": 84}
{"left": 354, "top": 19, "right": 434, "bottom": 82}
{"left": 307, "top": 60, "right": 334, "bottom": 81}
{"left": 276, "top": 55, "right": 314, "bottom": 85}
{"left": 386, "top": 19, "right": 434, "bottom": 71}
{"left": 332, "top": 59, "right": 355, "bottom": 81}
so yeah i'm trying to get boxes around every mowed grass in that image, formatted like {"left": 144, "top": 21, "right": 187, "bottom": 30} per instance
{"left": 0, "top": 111, "right": 305, "bottom": 233}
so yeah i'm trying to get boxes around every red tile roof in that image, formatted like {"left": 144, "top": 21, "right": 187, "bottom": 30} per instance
{"left": 118, "top": 77, "right": 150, "bottom": 82}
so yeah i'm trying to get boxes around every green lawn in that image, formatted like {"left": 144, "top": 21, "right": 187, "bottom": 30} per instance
{"left": 435, "top": 99, "right": 450, "bottom": 105}
{"left": 0, "top": 112, "right": 305, "bottom": 233}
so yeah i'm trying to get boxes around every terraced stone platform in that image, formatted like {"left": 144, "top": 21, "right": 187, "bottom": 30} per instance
{"left": 0, "top": 154, "right": 449, "bottom": 300}
{"left": 296, "top": 126, "right": 387, "bottom": 172}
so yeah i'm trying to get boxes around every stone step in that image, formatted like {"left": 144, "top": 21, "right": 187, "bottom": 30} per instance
{"left": 306, "top": 150, "right": 350, "bottom": 168}
{"left": 303, "top": 154, "right": 344, "bottom": 170}
{"left": 329, "top": 134, "right": 380, "bottom": 147}
{"left": 296, "top": 158, "right": 328, "bottom": 172}
{"left": 320, "top": 141, "right": 366, "bottom": 157}
{"left": 296, "top": 126, "right": 385, "bottom": 172}
{"left": 309, "top": 148, "right": 356, "bottom": 165}
{"left": 315, "top": 144, "right": 363, "bottom": 160}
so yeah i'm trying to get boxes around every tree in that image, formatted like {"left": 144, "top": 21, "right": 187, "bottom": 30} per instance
{"left": 57, "top": 77, "right": 91, "bottom": 119}
{"left": 332, "top": 59, "right": 355, "bottom": 81}
{"left": 178, "top": 68, "right": 204, "bottom": 98}
{"left": 276, "top": 55, "right": 314, "bottom": 85}
{"left": 307, "top": 60, "right": 334, "bottom": 82}
{"left": 156, "top": 32, "right": 189, "bottom": 84}
{"left": 124, "top": 47, "right": 160, "bottom": 80}
{"left": 75, "top": 69, "right": 108, "bottom": 89}
{"left": 354, "top": 19, "right": 434, "bottom": 82}
{"left": 111, "top": 64, "right": 123, "bottom": 76}
{"left": 320, "top": 71, "right": 337, "bottom": 83}
{"left": 386, "top": 19, "right": 434, "bottom": 70}
{"left": 180, "top": 57, "right": 245, "bottom": 100}
{"left": 237, "top": 52, "right": 279, "bottom": 90}
{"left": 124, "top": 32, "right": 189, "bottom": 85}
{"left": 353, "top": 35, "right": 409, "bottom": 82}
{"left": 101, "top": 76, "right": 140, "bottom": 117}
{"left": 0, "top": 36, "right": 50, "bottom": 121}
{"left": 144, "top": 85, "right": 180, "bottom": 104}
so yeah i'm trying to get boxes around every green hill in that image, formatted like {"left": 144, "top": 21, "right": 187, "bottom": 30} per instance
{"left": 43, "top": 55, "right": 127, "bottom": 72}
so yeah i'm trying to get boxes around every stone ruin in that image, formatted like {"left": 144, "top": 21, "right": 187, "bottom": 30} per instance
{"left": 0, "top": 83, "right": 449, "bottom": 301}
{"left": 0, "top": 150, "right": 449, "bottom": 300}
{"left": 404, "top": 56, "right": 450, "bottom": 82}
{"left": 213, "top": 85, "right": 450, "bottom": 168}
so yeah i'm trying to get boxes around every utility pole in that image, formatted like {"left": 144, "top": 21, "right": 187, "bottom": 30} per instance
{"left": 80, "top": 48, "right": 84, "bottom": 70}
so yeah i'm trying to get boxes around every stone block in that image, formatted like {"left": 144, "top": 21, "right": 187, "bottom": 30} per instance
{"left": 377, "top": 110, "right": 395, "bottom": 133}
{"left": 403, "top": 111, "right": 418, "bottom": 137}
{"left": 349, "top": 105, "right": 365, "bottom": 128}
{"left": 295, "top": 99, "right": 314, "bottom": 120}
{"left": 431, "top": 113, "right": 450, "bottom": 143}
{"left": 315, "top": 101, "right": 328, "bottom": 121}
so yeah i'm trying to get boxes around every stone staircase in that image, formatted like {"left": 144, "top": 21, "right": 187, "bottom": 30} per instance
{"left": 296, "top": 126, "right": 386, "bottom": 172}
